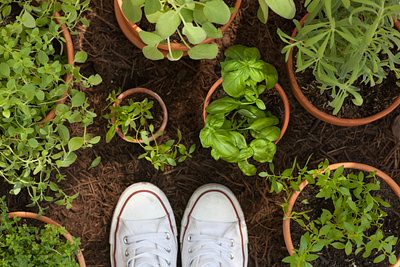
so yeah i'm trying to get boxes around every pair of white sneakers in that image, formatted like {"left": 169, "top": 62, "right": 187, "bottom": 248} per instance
{"left": 110, "top": 182, "right": 248, "bottom": 267}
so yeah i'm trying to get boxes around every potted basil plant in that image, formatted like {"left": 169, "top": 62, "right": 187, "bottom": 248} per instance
{"left": 104, "top": 88, "right": 195, "bottom": 171}
{"left": 0, "top": 0, "right": 102, "bottom": 215}
{"left": 200, "top": 45, "right": 290, "bottom": 176}
{"left": 114, "top": 0, "right": 242, "bottom": 61}
{"left": 278, "top": 0, "right": 400, "bottom": 126}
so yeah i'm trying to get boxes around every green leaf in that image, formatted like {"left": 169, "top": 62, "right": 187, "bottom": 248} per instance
{"left": 144, "top": 0, "right": 163, "bottom": 23}
{"left": 139, "top": 31, "right": 162, "bottom": 46}
{"left": 156, "top": 11, "right": 181, "bottom": 39}
{"left": 59, "top": 152, "right": 77, "bottom": 167}
{"left": 28, "top": 138, "right": 39, "bottom": 148}
{"left": 58, "top": 125, "right": 70, "bottom": 142}
{"left": 74, "top": 51, "right": 88, "bottom": 63}
{"left": 122, "top": 0, "right": 142, "bottom": 23}
{"left": 257, "top": 0, "right": 269, "bottom": 24}
{"left": 250, "top": 139, "right": 276, "bottom": 163}
{"left": 22, "top": 11, "right": 36, "bottom": 28}
{"left": 205, "top": 97, "right": 241, "bottom": 114}
{"left": 203, "top": 0, "right": 231, "bottom": 25}
{"left": 0, "top": 62, "right": 10, "bottom": 76}
{"left": 373, "top": 254, "right": 386, "bottom": 263}
{"left": 71, "top": 91, "right": 86, "bottom": 107}
{"left": 183, "top": 23, "right": 207, "bottom": 44}
{"left": 201, "top": 22, "right": 222, "bottom": 38}
{"left": 238, "top": 160, "right": 257, "bottom": 176}
{"left": 142, "top": 46, "right": 165, "bottom": 60}
{"left": 345, "top": 240, "right": 352, "bottom": 255}
{"left": 167, "top": 50, "right": 184, "bottom": 61}
{"left": 38, "top": 51, "right": 49, "bottom": 64}
{"left": 68, "top": 137, "right": 84, "bottom": 152}
{"left": 188, "top": 44, "right": 219, "bottom": 60}
{"left": 265, "top": 0, "right": 295, "bottom": 19}
{"left": 88, "top": 156, "right": 101, "bottom": 170}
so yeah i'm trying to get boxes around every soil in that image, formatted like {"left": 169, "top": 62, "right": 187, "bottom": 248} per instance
{"left": 290, "top": 170, "right": 400, "bottom": 266}
{"left": 2, "top": 0, "right": 400, "bottom": 267}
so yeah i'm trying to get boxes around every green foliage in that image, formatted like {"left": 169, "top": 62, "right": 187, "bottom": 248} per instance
{"left": 0, "top": 196, "right": 81, "bottom": 266}
{"left": 104, "top": 89, "right": 195, "bottom": 170}
{"left": 122, "top": 0, "right": 236, "bottom": 61}
{"left": 257, "top": 0, "right": 295, "bottom": 23}
{"left": 261, "top": 159, "right": 399, "bottom": 266}
{"left": 200, "top": 45, "right": 280, "bottom": 176}
{"left": 0, "top": 0, "right": 102, "bottom": 215}
{"left": 278, "top": 0, "right": 400, "bottom": 114}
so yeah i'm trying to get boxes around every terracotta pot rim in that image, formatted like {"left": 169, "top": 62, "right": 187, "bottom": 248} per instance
{"left": 111, "top": 88, "right": 168, "bottom": 143}
{"left": 202, "top": 77, "right": 290, "bottom": 144}
{"left": 7, "top": 211, "right": 86, "bottom": 267}
{"left": 282, "top": 162, "right": 400, "bottom": 267}
{"left": 40, "top": 10, "right": 74, "bottom": 123}
{"left": 287, "top": 13, "right": 400, "bottom": 126}
{"left": 114, "top": 0, "right": 242, "bottom": 57}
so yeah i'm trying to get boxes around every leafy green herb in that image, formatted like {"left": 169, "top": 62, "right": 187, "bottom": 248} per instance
{"left": 200, "top": 45, "right": 280, "bottom": 176}
{"left": 257, "top": 0, "right": 295, "bottom": 23}
{"left": 0, "top": 196, "right": 81, "bottom": 266}
{"left": 0, "top": 0, "right": 102, "bottom": 214}
{"left": 278, "top": 0, "right": 400, "bottom": 114}
{"left": 104, "top": 89, "right": 195, "bottom": 170}
{"left": 121, "top": 0, "right": 236, "bottom": 61}
{"left": 261, "top": 159, "right": 399, "bottom": 266}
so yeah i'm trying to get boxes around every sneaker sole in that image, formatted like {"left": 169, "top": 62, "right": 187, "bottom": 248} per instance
{"left": 180, "top": 183, "right": 248, "bottom": 267}
{"left": 109, "top": 182, "right": 177, "bottom": 267}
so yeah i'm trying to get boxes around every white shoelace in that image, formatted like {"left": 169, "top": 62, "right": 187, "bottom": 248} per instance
{"left": 124, "top": 232, "right": 172, "bottom": 267}
{"left": 187, "top": 234, "right": 235, "bottom": 267}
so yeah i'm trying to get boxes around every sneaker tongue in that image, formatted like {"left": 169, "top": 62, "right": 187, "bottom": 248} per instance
{"left": 122, "top": 217, "right": 169, "bottom": 267}
{"left": 194, "top": 219, "right": 237, "bottom": 237}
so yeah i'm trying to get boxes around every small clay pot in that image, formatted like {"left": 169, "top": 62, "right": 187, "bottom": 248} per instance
{"left": 283, "top": 162, "right": 400, "bottom": 267}
{"left": 7, "top": 211, "right": 86, "bottom": 267}
{"left": 287, "top": 13, "right": 400, "bottom": 126}
{"left": 114, "top": 0, "right": 242, "bottom": 57}
{"left": 40, "top": 11, "right": 74, "bottom": 123}
{"left": 203, "top": 77, "right": 290, "bottom": 144}
{"left": 111, "top": 88, "right": 168, "bottom": 143}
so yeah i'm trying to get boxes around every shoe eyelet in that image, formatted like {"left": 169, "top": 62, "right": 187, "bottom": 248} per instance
{"left": 187, "top": 235, "right": 192, "bottom": 242}
{"left": 230, "top": 239, "right": 235, "bottom": 247}
{"left": 229, "top": 253, "right": 234, "bottom": 260}
{"left": 188, "top": 247, "right": 192, "bottom": 253}
{"left": 125, "top": 249, "right": 129, "bottom": 257}
{"left": 165, "top": 246, "right": 171, "bottom": 253}
{"left": 123, "top": 236, "right": 128, "bottom": 244}
{"left": 165, "top": 232, "right": 171, "bottom": 240}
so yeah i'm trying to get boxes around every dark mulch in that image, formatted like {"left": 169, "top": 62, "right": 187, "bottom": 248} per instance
{"left": 2, "top": 0, "right": 400, "bottom": 266}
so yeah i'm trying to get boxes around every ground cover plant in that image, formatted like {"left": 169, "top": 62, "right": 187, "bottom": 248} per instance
{"left": 121, "top": 0, "right": 236, "bottom": 60}
{"left": 0, "top": 0, "right": 101, "bottom": 214}
{"left": 278, "top": 0, "right": 400, "bottom": 114}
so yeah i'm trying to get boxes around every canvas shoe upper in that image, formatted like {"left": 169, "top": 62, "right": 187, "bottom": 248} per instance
{"left": 180, "top": 184, "right": 248, "bottom": 267}
{"left": 110, "top": 182, "right": 177, "bottom": 267}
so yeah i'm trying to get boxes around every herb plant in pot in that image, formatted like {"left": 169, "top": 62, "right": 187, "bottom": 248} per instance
{"left": 104, "top": 88, "right": 195, "bottom": 170}
{"left": 278, "top": 0, "right": 400, "bottom": 126}
{"left": 0, "top": 196, "right": 86, "bottom": 267}
{"left": 0, "top": 0, "right": 102, "bottom": 214}
{"left": 114, "top": 0, "right": 242, "bottom": 60}
{"left": 263, "top": 160, "right": 400, "bottom": 266}
{"left": 200, "top": 45, "right": 290, "bottom": 176}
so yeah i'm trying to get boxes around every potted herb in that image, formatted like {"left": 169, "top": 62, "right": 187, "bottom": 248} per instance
{"left": 200, "top": 45, "right": 290, "bottom": 176}
{"left": 262, "top": 161, "right": 400, "bottom": 266}
{"left": 114, "top": 0, "right": 242, "bottom": 61}
{"left": 0, "top": 197, "right": 85, "bottom": 267}
{"left": 278, "top": 0, "right": 400, "bottom": 126}
{"left": 0, "top": 0, "right": 102, "bottom": 214}
{"left": 257, "top": 0, "right": 295, "bottom": 23}
{"left": 104, "top": 88, "right": 195, "bottom": 170}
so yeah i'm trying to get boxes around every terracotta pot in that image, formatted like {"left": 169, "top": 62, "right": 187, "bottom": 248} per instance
{"left": 203, "top": 77, "right": 290, "bottom": 144}
{"left": 283, "top": 162, "right": 400, "bottom": 267}
{"left": 111, "top": 88, "right": 168, "bottom": 143}
{"left": 114, "top": 0, "right": 242, "bottom": 57}
{"left": 287, "top": 13, "right": 400, "bottom": 126}
{"left": 7, "top": 211, "right": 86, "bottom": 267}
{"left": 40, "top": 11, "right": 74, "bottom": 123}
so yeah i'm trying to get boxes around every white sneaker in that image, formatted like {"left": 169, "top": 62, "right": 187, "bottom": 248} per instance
{"left": 110, "top": 182, "right": 177, "bottom": 267}
{"left": 180, "top": 184, "right": 248, "bottom": 267}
